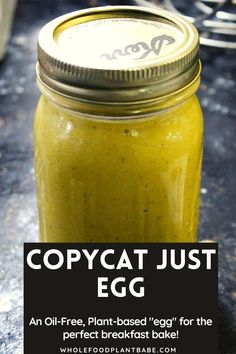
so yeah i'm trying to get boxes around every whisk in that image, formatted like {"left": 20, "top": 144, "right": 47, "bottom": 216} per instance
{"left": 133, "top": 0, "right": 236, "bottom": 49}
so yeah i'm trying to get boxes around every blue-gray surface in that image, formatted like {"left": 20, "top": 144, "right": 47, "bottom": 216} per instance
{"left": 0, "top": 0, "right": 235, "bottom": 353}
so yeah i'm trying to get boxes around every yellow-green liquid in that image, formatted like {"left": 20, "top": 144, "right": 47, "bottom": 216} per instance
{"left": 34, "top": 93, "right": 203, "bottom": 242}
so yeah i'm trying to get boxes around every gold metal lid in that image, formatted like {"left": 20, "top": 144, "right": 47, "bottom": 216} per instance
{"left": 37, "top": 6, "right": 200, "bottom": 103}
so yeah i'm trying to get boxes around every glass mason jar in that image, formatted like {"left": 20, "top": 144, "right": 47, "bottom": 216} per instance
{"left": 34, "top": 6, "right": 203, "bottom": 243}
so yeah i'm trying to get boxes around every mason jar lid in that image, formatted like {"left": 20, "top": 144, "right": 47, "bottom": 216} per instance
{"left": 37, "top": 6, "right": 200, "bottom": 103}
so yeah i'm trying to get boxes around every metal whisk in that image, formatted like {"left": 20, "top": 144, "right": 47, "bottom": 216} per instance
{"left": 133, "top": 0, "right": 236, "bottom": 49}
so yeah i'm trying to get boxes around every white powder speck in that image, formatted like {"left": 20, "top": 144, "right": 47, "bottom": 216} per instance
{"left": 0, "top": 88, "right": 8, "bottom": 95}
{"left": 201, "top": 188, "right": 208, "bottom": 194}
{"left": 16, "top": 87, "right": 24, "bottom": 94}
{"left": 0, "top": 298, "right": 12, "bottom": 313}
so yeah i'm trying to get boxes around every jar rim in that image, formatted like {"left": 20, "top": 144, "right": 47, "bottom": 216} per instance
{"left": 37, "top": 63, "right": 201, "bottom": 119}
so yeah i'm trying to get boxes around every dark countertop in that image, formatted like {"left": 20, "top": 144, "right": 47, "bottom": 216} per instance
{"left": 0, "top": 1, "right": 235, "bottom": 353}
